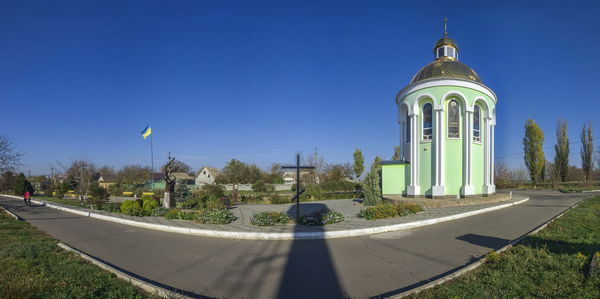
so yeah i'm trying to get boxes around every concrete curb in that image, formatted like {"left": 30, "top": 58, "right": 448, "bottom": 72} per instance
{"left": 2, "top": 195, "right": 529, "bottom": 240}
{"left": 0, "top": 203, "right": 22, "bottom": 221}
{"left": 57, "top": 242, "right": 193, "bottom": 299}
{"left": 391, "top": 195, "right": 592, "bottom": 298}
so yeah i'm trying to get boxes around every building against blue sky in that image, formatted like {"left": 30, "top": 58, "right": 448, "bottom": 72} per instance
{"left": 1, "top": 1, "right": 599, "bottom": 175}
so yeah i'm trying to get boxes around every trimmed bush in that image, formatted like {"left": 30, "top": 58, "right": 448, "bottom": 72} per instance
{"left": 298, "top": 209, "right": 345, "bottom": 226}
{"left": 196, "top": 209, "right": 235, "bottom": 224}
{"left": 119, "top": 200, "right": 143, "bottom": 216}
{"left": 358, "top": 202, "right": 423, "bottom": 220}
{"left": 250, "top": 212, "right": 290, "bottom": 226}
{"left": 142, "top": 198, "right": 159, "bottom": 215}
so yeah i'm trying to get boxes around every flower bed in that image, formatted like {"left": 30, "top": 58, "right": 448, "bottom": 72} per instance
{"left": 163, "top": 208, "right": 236, "bottom": 224}
{"left": 250, "top": 212, "right": 290, "bottom": 226}
{"left": 357, "top": 202, "right": 423, "bottom": 220}
{"left": 298, "top": 209, "right": 345, "bottom": 226}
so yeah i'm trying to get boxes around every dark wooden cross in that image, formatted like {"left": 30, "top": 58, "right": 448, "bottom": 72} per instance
{"left": 281, "top": 153, "right": 315, "bottom": 220}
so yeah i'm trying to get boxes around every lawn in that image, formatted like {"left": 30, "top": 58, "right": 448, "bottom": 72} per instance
{"left": 32, "top": 196, "right": 84, "bottom": 208}
{"left": 410, "top": 195, "right": 600, "bottom": 298}
{"left": 0, "top": 210, "right": 158, "bottom": 298}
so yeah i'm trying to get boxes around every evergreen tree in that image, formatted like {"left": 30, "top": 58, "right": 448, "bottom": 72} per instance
{"left": 392, "top": 146, "right": 401, "bottom": 160}
{"left": 352, "top": 149, "right": 364, "bottom": 181}
{"left": 523, "top": 120, "right": 545, "bottom": 188}
{"left": 554, "top": 120, "right": 569, "bottom": 182}
{"left": 13, "top": 172, "right": 33, "bottom": 195}
{"left": 580, "top": 121, "right": 594, "bottom": 181}
{"left": 363, "top": 156, "right": 382, "bottom": 206}
{"left": 174, "top": 183, "right": 191, "bottom": 202}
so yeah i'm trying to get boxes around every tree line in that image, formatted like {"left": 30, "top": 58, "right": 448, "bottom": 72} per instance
{"left": 521, "top": 119, "right": 598, "bottom": 187}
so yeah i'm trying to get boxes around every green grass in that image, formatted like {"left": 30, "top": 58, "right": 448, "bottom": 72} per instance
{"left": 32, "top": 196, "right": 85, "bottom": 208}
{"left": 410, "top": 196, "right": 600, "bottom": 298}
{"left": 0, "top": 210, "right": 158, "bottom": 298}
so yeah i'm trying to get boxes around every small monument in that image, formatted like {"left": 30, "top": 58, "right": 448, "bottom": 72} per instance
{"left": 162, "top": 153, "right": 177, "bottom": 209}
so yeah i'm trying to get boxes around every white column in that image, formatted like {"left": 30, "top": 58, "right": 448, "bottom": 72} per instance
{"left": 432, "top": 108, "right": 445, "bottom": 197}
{"left": 463, "top": 110, "right": 474, "bottom": 196}
{"left": 407, "top": 114, "right": 420, "bottom": 196}
{"left": 484, "top": 116, "right": 494, "bottom": 194}
{"left": 490, "top": 123, "right": 496, "bottom": 192}
{"left": 398, "top": 121, "right": 403, "bottom": 160}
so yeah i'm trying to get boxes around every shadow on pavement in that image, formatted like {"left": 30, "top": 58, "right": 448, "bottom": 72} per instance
{"left": 456, "top": 233, "right": 511, "bottom": 249}
{"left": 276, "top": 203, "right": 345, "bottom": 299}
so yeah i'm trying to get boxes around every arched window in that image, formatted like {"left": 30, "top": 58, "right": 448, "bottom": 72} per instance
{"left": 473, "top": 105, "right": 481, "bottom": 142}
{"left": 422, "top": 103, "right": 432, "bottom": 141}
{"left": 447, "top": 100, "right": 460, "bottom": 138}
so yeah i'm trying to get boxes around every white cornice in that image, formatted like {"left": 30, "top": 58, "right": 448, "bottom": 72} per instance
{"left": 396, "top": 79, "right": 497, "bottom": 105}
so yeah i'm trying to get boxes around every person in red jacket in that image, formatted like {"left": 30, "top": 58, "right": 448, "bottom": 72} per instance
{"left": 23, "top": 191, "right": 31, "bottom": 206}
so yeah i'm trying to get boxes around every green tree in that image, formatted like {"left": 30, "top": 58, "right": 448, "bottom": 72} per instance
{"left": 353, "top": 149, "right": 364, "bottom": 181}
{"left": 523, "top": 120, "right": 545, "bottom": 187}
{"left": 87, "top": 183, "right": 110, "bottom": 209}
{"left": 580, "top": 121, "right": 594, "bottom": 181}
{"left": 363, "top": 156, "right": 382, "bottom": 206}
{"left": 13, "top": 172, "right": 34, "bottom": 195}
{"left": 554, "top": 120, "right": 569, "bottom": 182}
{"left": 174, "top": 183, "right": 192, "bottom": 202}
{"left": 392, "top": 146, "right": 401, "bottom": 160}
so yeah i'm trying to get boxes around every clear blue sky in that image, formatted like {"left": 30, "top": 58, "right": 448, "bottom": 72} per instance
{"left": 2, "top": 0, "right": 599, "bottom": 175}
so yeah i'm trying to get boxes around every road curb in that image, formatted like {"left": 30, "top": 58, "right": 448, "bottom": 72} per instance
{"left": 2, "top": 195, "right": 529, "bottom": 240}
{"left": 0, "top": 203, "right": 22, "bottom": 221}
{"left": 57, "top": 242, "right": 194, "bottom": 299}
{"left": 390, "top": 195, "right": 592, "bottom": 298}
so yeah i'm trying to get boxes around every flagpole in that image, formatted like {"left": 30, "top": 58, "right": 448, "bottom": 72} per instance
{"left": 150, "top": 128, "right": 155, "bottom": 190}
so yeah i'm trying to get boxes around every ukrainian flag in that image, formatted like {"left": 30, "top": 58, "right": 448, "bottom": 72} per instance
{"left": 141, "top": 125, "right": 152, "bottom": 140}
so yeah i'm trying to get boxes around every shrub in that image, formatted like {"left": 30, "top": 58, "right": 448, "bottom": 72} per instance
{"left": 179, "top": 211, "right": 199, "bottom": 221}
{"left": 165, "top": 209, "right": 180, "bottom": 220}
{"left": 180, "top": 198, "right": 203, "bottom": 209}
{"left": 196, "top": 208, "right": 235, "bottom": 224}
{"left": 397, "top": 203, "right": 423, "bottom": 216}
{"left": 87, "top": 183, "right": 110, "bottom": 209}
{"left": 205, "top": 198, "right": 225, "bottom": 209}
{"left": 151, "top": 207, "right": 168, "bottom": 217}
{"left": 298, "top": 209, "right": 345, "bottom": 226}
{"left": 358, "top": 202, "right": 423, "bottom": 220}
{"left": 101, "top": 202, "right": 121, "bottom": 213}
{"left": 362, "top": 158, "right": 382, "bottom": 206}
{"left": 302, "top": 185, "right": 323, "bottom": 201}
{"left": 269, "top": 196, "right": 290, "bottom": 204}
{"left": 200, "top": 184, "right": 225, "bottom": 199}
{"left": 142, "top": 198, "right": 159, "bottom": 215}
{"left": 250, "top": 212, "right": 290, "bottom": 226}
{"left": 119, "top": 200, "right": 143, "bottom": 216}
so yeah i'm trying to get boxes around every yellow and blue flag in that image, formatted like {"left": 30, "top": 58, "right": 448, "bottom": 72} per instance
{"left": 141, "top": 125, "right": 152, "bottom": 140}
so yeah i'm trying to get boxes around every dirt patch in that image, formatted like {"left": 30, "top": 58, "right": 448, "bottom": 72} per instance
{"left": 384, "top": 193, "right": 512, "bottom": 208}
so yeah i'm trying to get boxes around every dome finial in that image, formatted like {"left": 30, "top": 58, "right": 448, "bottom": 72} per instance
{"left": 444, "top": 17, "right": 448, "bottom": 38}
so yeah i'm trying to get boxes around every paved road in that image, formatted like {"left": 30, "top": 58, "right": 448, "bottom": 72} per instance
{"left": 0, "top": 190, "right": 591, "bottom": 298}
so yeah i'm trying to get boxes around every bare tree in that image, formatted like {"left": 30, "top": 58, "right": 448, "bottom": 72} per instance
{"left": 0, "top": 135, "right": 23, "bottom": 172}
{"left": 57, "top": 160, "right": 97, "bottom": 201}
{"left": 494, "top": 162, "right": 511, "bottom": 189}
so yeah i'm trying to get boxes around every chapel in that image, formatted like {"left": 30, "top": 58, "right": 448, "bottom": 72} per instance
{"left": 382, "top": 23, "right": 497, "bottom": 198}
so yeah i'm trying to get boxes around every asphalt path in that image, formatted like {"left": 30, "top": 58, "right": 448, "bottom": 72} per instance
{"left": 0, "top": 190, "right": 591, "bottom": 298}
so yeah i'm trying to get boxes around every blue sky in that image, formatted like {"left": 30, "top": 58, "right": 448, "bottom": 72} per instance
{"left": 1, "top": 0, "right": 599, "bottom": 175}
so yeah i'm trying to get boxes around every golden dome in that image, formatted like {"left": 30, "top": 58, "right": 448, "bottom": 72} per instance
{"left": 433, "top": 37, "right": 459, "bottom": 54}
{"left": 410, "top": 57, "right": 482, "bottom": 84}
